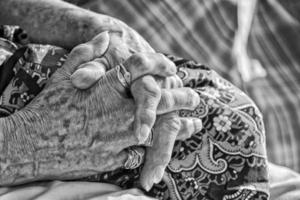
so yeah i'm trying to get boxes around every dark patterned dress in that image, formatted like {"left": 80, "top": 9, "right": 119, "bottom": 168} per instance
{"left": 0, "top": 25, "right": 269, "bottom": 200}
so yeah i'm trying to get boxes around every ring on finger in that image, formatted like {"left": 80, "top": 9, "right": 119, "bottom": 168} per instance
{"left": 124, "top": 147, "right": 145, "bottom": 169}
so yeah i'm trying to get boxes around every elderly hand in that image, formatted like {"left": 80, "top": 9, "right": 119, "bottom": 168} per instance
{"left": 0, "top": 33, "right": 201, "bottom": 186}
{"left": 70, "top": 32, "right": 202, "bottom": 190}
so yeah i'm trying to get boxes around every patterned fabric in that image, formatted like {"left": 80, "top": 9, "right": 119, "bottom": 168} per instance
{"left": 69, "top": 0, "right": 300, "bottom": 172}
{"left": 0, "top": 26, "right": 269, "bottom": 199}
{"left": 0, "top": 25, "right": 68, "bottom": 117}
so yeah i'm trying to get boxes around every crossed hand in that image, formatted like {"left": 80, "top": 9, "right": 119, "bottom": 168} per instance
{"left": 29, "top": 32, "right": 202, "bottom": 190}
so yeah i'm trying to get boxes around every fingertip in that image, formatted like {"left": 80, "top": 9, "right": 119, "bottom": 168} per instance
{"left": 139, "top": 168, "right": 154, "bottom": 191}
{"left": 162, "top": 61, "right": 177, "bottom": 77}
{"left": 71, "top": 68, "right": 98, "bottom": 89}
{"left": 158, "top": 53, "right": 177, "bottom": 76}
{"left": 71, "top": 62, "right": 106, "bottom": 89}
{"left": 170, "top": 61, "right": 177, "bottom": 74}
{"left": 153, "top": 165, "right": 165, "bottom": 184}
{"left": 71, "top": 69, "right": 90, "bottom": 89}
{"left": 185, "top": 88, "right": 200, "bottom": 110}
{"left": 193, "top": 118, "right": 203, "bottom": 132}
{"left": 143, "top": 180, "right": 152, "bottom": 192}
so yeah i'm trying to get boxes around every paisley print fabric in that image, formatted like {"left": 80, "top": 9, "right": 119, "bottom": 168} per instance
{"left": 83, "top": 55, "right": 269, "bottom": 200}
{"left": 0, "top": 26, "right": 269, "bottom": 199}
{"left": 0, "top": 25, "right": 68, "bottom": 117}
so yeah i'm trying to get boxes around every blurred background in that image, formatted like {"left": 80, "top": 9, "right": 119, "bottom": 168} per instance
{"left": 66, "top": 0, "right": 300, "bottom": 172}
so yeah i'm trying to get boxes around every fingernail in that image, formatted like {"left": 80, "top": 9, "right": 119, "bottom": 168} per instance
{"left": 153, "top": 166, "right": 165, "bottom": 184}
{"left": 193, "top": 118, "right": 203, "bottom": 132}
{"left": 139, "top": 125, "right": 150, "bottom": 144}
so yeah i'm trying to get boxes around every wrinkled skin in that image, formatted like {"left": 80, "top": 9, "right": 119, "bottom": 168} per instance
{"left": 0, "top": 33, "right": 201, "bottom": 186}
{"left": 0, "top": 0, "right": 197, "bottom": 189}
{"left": 70, "top": 32, "right": 202, "bottom": 190}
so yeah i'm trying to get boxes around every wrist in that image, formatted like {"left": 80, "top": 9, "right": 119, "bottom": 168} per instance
{"left": 0, "top": 112, "right": 35, "bottom": 185}
{"left": 0, "top": 106, "right": 115, "bottom": 186}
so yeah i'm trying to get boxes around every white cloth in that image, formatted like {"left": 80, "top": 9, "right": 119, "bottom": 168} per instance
{"left": 269, "top": 163, "right": 300, "bottom": 200}
{"left": 0, "top": 181, "right": 155, "bottom": 200}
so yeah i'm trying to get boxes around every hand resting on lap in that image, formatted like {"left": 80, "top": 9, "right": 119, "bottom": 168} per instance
{"left": 0, "top": 33, "right": 201, "bottom": 187}
{"left": 69, "top": 32, "right": 203, "bottom": 189}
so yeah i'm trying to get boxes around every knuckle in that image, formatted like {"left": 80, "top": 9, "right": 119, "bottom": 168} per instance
{"left": 160, "top": 91, "right": 174, "bottom": 109}
{"left": 139, "top": 108, "right": 156, "bottom": 124}
{"left": 164, "top": 117, "right": 181, "bottom": 133}
{"left": 159, "top": 63, "right": 168, "bottom": 72}
{"left": 156, "top": 53, "right": 167, "bottom": 63}
{"left": 158, "top": 54, "right": 176, "bottom": 72}
{"left": 140, "top": 78, "right": 161, "bottom": 98}
{"left": 131, "top": 53, "right": 149, "bottom": 69}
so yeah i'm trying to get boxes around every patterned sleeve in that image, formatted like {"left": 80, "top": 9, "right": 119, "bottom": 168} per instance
{"left": 86, "top": 55, "right": 270, "bottom": 200}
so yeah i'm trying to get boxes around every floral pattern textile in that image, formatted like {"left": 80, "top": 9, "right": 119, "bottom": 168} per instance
{"left": 0, "top": 26, "right": 269, "bottom": 199}
{"left": 83, "top": 55, "right": 269, "bottom": 200}
{"left": 0, "top": 25, "right": 68, "bottom": 116}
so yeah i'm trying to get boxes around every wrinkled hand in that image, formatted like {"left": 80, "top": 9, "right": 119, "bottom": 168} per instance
{"left": 1, "top": 33, "right": 200, "bottom": 186}
{"left": 69, "top": 32, "right": 202, "bottom": 190}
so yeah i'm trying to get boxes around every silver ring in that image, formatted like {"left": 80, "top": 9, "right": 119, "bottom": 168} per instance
{"left": 116, "top": 63, "right": 131, "bottom": 88}
{"left": 124, "top": 147, "right": 145, "bottom": 169}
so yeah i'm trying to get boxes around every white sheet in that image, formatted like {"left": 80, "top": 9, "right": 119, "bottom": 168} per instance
{"left": 270, "top": 163, "right": 300, "bottom": 200}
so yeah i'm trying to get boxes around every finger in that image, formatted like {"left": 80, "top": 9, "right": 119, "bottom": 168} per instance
{"left": 176, "top": 117, "right": 203, "bottom": 140}
{"left": 131, "top": 76, "right": 161, "bottom": 144}
{"left": 71, "top": 58, "right": 108, "bottom": 89}
{"left": 155, "top": 75, "right": 183, "bottom": 89}
{"left": 157, "top": 88, "right": 200, "bottom": 114}
{"left": 140, "top": 112, "right": 180, "bottom": 191}
{"left": 123, "top": 53, "right": 177, "bottom": 82}
{"left": 62, "top": 31, "right": 110, "bottom": 74}
{"left": 105, "top": 53, "right": 176, "bottom": 96}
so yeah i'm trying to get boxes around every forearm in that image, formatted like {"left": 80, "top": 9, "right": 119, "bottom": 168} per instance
{"left": 0, "top": 108, "right": 127, "bottom": 186}
{"left": 0, "top": 0, "right": 126, "bottom": 49}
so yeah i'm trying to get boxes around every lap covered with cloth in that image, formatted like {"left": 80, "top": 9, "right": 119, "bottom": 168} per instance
{"left": 0, "top": 25, "right": 269, "bottom": 200}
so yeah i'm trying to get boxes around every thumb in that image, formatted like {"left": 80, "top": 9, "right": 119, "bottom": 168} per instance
{"left": 71, "top": 58, "right": 108, "bottom": 89}
{"left": 63, "top": 31, "right": 110, "bottom": 75}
